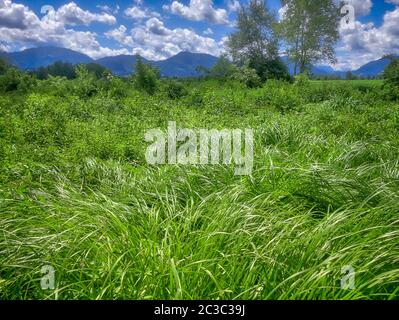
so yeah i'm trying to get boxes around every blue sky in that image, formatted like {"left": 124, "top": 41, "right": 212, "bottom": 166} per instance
{"left": 1, "top": 0, "right": 399, "bottom": 70}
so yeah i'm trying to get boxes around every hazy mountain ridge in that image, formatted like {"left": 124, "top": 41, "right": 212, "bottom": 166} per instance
{"left": 353, "top": 55, "right": 399, "bottom": 77}
{"left": 2, "top": 46, "right": 396, "bottom": 78}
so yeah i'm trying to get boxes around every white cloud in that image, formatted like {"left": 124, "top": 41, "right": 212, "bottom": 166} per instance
{"left": 204, "top": 27, "right": 213, "bottom": 35}
{"left": 336, "top": 6, "right": 399, "bottom": 70}
{"left": 227, "top": 0, "right": 240, "bottom": 12}
{"left": 124, "top": 6, "right": 160, "bottom": 20}
{"left": 385, "top": 0, "right": 399, "bottom": 5}
{"left": 96, "top": 5, "right": 120, "bottom": 15}
{"left": 0, "top": 42, "right": 11, "bottom": 52}
{"left": 0, "top": 0, "right": 40, "bottom": 29}
{"left": 106, "top": 17, "right": 223, "bottom": 60}
{"left": 345, "top": 0, "right": 373, "bottom": 17}
{"left": 105, "top": 25, "right": 134, "bottom": 47}
{"left": 163, "top": 0, "right": 229, "bottom": 24}
{"left": 51, "top": 2, "right": 116, "bottom": 26}
{"left": 0, "top": 1, "right": 124, "bottom": 59}
{"left": 279, "top": 1, "right": 373, "bottom": 23}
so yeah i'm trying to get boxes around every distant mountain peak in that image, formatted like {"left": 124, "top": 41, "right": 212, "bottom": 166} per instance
{"left": 5, "top": 46, "right": 93, "bottom": 70}
{"left": 4, "top": 46, "right": 396, "bottom": 78}
{"left": 353, "top": 55, "right": 399, "bottom": 77}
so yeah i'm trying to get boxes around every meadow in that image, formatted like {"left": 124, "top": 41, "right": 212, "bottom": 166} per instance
{"left": 0, "top": 76, "right": 398, "bottom": 300}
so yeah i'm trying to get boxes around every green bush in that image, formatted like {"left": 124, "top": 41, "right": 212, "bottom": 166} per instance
{"left": 99, "top": 73, "right": 129, "bottom": 99}
{"left": 233, "top": 67, "right": 262, "bottom": 88}
{"left": 249, "top": 58, "right": 292, "bottom": 82}
{"left": 252, "top": 80, "right": 303, "bottom": 113}
{"left": 134, "top": 57, "right": 159, "bottom": 95}
{"left": 209, "top": 55, "right": 238, "bottom": 79}
{"left": 294, "top": 73, "right": 311, "bottom": 88}
{"left": 0, "top": 56, "right": 11, "bottom": 75}
{"left": 73, "top": 65, "right": 98, "bottom": 98}
{"left": 0, "top": 68, "right": 22, "bottom": 92}
{"left": 382, "top": 59, "right": 399, "bottom": 100}
{"left": 187, "top": 88, "right": 204, "bottom": 107}
{"left": 165, "top": 80, "right": 188, "bottom": 99}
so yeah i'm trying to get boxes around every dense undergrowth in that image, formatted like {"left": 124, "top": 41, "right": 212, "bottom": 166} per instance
{"left": 0, "top": 77, "right": 398, "bottom": 299}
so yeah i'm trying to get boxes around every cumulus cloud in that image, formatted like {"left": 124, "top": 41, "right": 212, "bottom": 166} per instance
{"left": 0, "top": 0, "right": 123, "bottom": 58}
{"left": 344, "top": 0, "right": 373, "bottom": 17}
{"left": 227, "top": 0, "right": 240, "bottom": 13}
{"left": 336, "top": 6, "right": 399, "bottom": 70}
{"left": 106, "top": 17, "right": 223, "bottom": 60}
{"left": 279, "top": 1, "right": 372, "bottom": 23}
{"left": 96, "top": 4, "right": 120, "bottom": 15}
{"left": 0, "top": 0, "right": 40, "bottom": 29}
{"left": 104, "top": 25, "right": 134, "bottom": 47}
{"left": 163, "top": 0, "right": 229, "bottom": 24}
{"left": 124, "top": 5, "right": 160, "bottom": 20}
{"left": 51, "top": 2, "right": 116, "bottom": 26}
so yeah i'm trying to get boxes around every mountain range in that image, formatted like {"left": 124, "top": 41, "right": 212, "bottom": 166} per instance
{"left": 0, "top": 46, "right": 396, "bottom": 78}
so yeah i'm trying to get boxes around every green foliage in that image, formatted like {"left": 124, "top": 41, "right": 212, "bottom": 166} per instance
{"left": 0, "top": 56, "right": 10, "bottom": 75}
{"left": 99, "top": 74, "right": 130, "bottom": 99}
{"left": 165, "top": 80, "right": 188, "bottom": 99}
{"left": 227, "top": 0, "right": 282, "bottom": 80}
{"left": 279, "top": 0, "right": 340, "bottom": 74}
{"left": 33, "top": 61, "right": 110, "bottom": 80}
{"left": 346, "top": 71, "right": 359, "bottom": 80}
{"left": 257, "top": 80, "right": 303, "bottom": 112}
{"left": 187, "top": 88, "right": 204, "bottom": 107}
{"left": 0, "top": 67, "right": 36, "bottom": 93}
{"left": 34, "top": 61, "right": 76, "bottom": 80}
{"left": 249, "top": 57, "right": 292, "bottom": 82}
{"left": 0, "top": 72, "right": 398, "bottom": 300}
{"left": 134, "top": 57, "right": 160, "bottom": 95}
{"left": 233, "top": 66, "right": 262, "bottom": 88}
{"left": 85, "top": 63, "right": 110, "bottom": 79}
{"left": 294, "top": 73, "right": 311, "bottom": 87}
{"left": 73, "top": 64, "right": 98, "bottom": 98}
{"left": 0, "top": 67, "right": 21, "bottom": 92}
{"left": 228, "top": 0, "right": 279, "bottom": 62}
{"left": 209, "top": 55, "right": 238, "bottom": 78}
{"left": 382, "top": 58, "right": 399, "bottom": 100}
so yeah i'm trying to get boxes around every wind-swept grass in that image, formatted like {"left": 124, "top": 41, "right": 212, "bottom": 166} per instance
{"left": 0, "top": 79, "right": 398, "bottom": 299}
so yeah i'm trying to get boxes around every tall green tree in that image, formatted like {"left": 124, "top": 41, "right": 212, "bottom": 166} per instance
{"left": 227, "top": 0, "right": 290, "bottom": 81}
{"left": 209, "top": 54, "right": 238, "bottom": 78}
{"left": 0, "top": 56, "right": 10, "bottom": 75}
{"left": 279, "top": 0, "right": 340, "bottom": 74}
{"left": 134, "top": 57, "right": 160, "bottom": 95}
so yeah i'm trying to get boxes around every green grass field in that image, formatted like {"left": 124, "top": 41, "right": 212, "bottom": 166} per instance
{"left": 311, "top": 80, "right": 383, "bottom": 90}
{"left": 0, "top": 78, "right": 398, "bottom": 299}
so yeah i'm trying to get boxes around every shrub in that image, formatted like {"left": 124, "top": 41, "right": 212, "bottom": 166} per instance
{"left": 209, "top": 55, "right": 238, "bottom": 79}
{"left": 0, "top": 57, "right": 11, "bottom": 75}
{"left": 294, "top": 73, "right": 311, "bottom": 88}
{"left": 233, "top": 67, "right": 262, "bottom": 88}
{"left": 17, "top": 73, "right": 37, "bottom": 92}
{"left": 165, "top": 80, "right": 188, "bottom": 99}
{"left": 73, "top": 65, "right": 98, "bottom": 98}
{"left": 249, "top": 57, "right": 292, "bottom": 82}
{"left": 99, "top": 73, "right": 129, "bottom": 99}
{"left": 34, "top": 76, "right": 73, "bottom": 97}
{"left": 256, "top": 81, "right": 302, "bottom": 113}
{"left": 382, "top": 58, "right": 399, "bottom": 100}
{"left": 0, "top": 68, "right": 22, "bottom": 92}
{"left": 187, "top": 88, "right": 204, "bottom": 107}
{"left": 134, "top": 57, "right": 159, "bottom": 95}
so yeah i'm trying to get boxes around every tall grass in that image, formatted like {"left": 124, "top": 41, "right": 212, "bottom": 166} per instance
{"left": 0, "top": 79, "right": 398, "bottom": 299}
